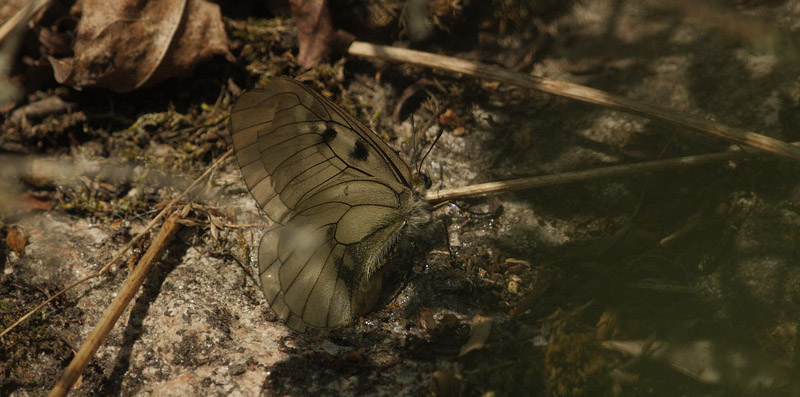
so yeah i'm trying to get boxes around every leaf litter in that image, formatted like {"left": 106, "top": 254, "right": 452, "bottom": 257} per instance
{"left": 48, "top": 0, "right": 232, "bottom": 92}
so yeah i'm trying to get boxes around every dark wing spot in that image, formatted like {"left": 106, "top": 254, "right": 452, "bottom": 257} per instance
{"left": 322, "top": 124, "right": 337, "bottom": 143}
{"left": 349, "top": 139, "right": 369, "bottom": 162}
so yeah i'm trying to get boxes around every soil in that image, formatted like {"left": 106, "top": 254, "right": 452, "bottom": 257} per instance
{"left": 2, "top": 0, "right": 800, "bottom": 396}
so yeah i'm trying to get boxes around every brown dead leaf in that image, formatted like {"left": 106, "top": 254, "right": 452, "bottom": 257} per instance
{"left": 429, "top": 369, "right": 465, "bottom": 397}
{"left": 290, "top": 0, "right": 333, "bottom": 68}
{"left": 19, "top": 192, "right": 53, "bottom": 211}
{"left": 49, "top": 0, "right": 231, "bottom": 92}
{"left": 510, "top": 268, "right": 555, "bottom": 318}
{"left": 208, "top": 217, "right": 219, "bottom": 240}
{"left": 418, "top": 309, "right": 437, "bottom": 332}
{"left": 458, "top": 315, "right": 492, "bottom": 357}
{"left": 504, "top": 257, "right": 531, "bottom": 275}
{"left": 289, "top": 0, "right": 354, "bottom": 68}
{"left": 596, "top": 310, "right": 619, "bottom": 341}
{"left": 6, "top": 227, "right": 28, "bottom": 257}
{"left": 342, "top": 347, "right": 366, "bottom": 363}
{"left": 208, "top": 214, "right": 222, "bottom": 240}
{"left": 438, "top": 109, "right": 463, "bottom": 127}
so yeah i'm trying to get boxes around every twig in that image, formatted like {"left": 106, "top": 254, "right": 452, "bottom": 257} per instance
{"left": 222, "top": 222, "right": 267, "bottom": 228}
{"left": 49, "top": 213, "right": 183, "bottom": 397}
{"left": 424, "top": 142, "right": 800, "bottom": 203}
{"left": 348, "top": 41, "right": 800, "bottom": 162}
{"left": 49, "top": 324, "right": 79, "bottom": 353}
{"left": 0, "top": 0, "right": 51, "bottom": 44}
{"left": 0, "top": 0, "right": 53, "bottom": 106}
{"left": 0, "top": 149, "right": 233, "bottom": 339}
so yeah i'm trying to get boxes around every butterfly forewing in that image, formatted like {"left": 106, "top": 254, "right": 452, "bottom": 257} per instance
{"left": 230, "top": 78, "right": 424, "bottom": 330}
{"left": 230, "top": 78, "right": 412, "bottom": 223}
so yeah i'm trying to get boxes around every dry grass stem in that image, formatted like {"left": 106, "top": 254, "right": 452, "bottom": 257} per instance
{"left": 348, "top": 41, "right": 800, "bottom": 162}
{"left": 424, "top": 143, "right": 799, "bottom": 203}
{"left": 48, "top": 213, "right": 183, "bottom": 397}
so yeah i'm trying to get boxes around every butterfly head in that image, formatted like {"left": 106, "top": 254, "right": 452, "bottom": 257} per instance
{"left": 414, "top": 171, "right": 433, "bottom": 191}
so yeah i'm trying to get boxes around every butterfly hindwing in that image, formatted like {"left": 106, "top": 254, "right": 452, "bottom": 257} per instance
{"left": 256, "top": 181, "right": 409, "bottom": 330}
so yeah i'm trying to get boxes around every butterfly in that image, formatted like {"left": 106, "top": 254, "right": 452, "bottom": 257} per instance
{"left": 229, "top": 78, "right": 430, "bottom": 331}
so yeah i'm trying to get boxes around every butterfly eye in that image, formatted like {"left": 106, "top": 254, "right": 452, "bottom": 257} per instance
{"left": 418, "top": 172, "right": 432, "bottom": 189}
{"left": 229, "top": 78, "right": 431, "bottom": 330}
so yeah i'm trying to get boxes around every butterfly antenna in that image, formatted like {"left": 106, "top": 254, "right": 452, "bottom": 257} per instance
{"left": 417, "top": 127, "right": 443, "bottom": 176}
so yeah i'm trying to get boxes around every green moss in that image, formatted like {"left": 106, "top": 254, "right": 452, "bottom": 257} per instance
{"left": 543, "top": 310, "right": 612, "bottom": 396}
{"left": 544, "top": 332, "right": 611, "bottom": 396}
{"left": 226, "top": 17, "right": 290, "bottom": 44}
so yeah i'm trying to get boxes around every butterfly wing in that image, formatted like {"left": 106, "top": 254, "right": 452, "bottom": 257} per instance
{"left": 258, "top": 182, "right": 411, "bottom": 329}
{"left": 230, "top": 78, "right": 413, "bottom": 224}
{"left": 229, "top": 78, "right": 418, "bottom": 330}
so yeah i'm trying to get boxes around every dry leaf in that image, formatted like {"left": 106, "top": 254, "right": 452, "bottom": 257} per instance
{"left": 290, "top": 0, "right": 334, "bottom": 68}
{"left": 507, "top": 275, "right": 521, "bottom": 294}
{"left": 208, "top": 214, "right": 223, "bottom": 240}
{"left": 505, "top": 257, "right": 530, "bottom": 275}
{"left": 342, "top": 347, "right": 366, "bottom": 362}
{"left": 180, "top": 203, "right": 191, "bottom": 218}
{"left": 438, "top": 109, "right": 463, "bottom": 127}
{"left": 289, "top": 0, "right": 354, "bottom": 68}
{"left": 510, "top": 269, "right": 555, "bottom": 318}
{"left": 208, "top": 217, "right": 219, "bottom": 240}
{"left": 1, "top": 0, "right": 54, "bottom": 107}
{"left": 429, "top": 369, "right": 464, "bottom": 397}
{"left": 418, "top": 309, "right": 437, "bottom": 333}
{"left": 208, "top": 214, "right": 224, "bottom": 229}
{"left": 458, "top": 315, "right": 492, "bottom": 357}
{"left": 6, "top": 227, "right": 27, "bottom": 257}
{"left": 19, "top": 192, "right": 52, "bottom": 211}
{"left": 49, "top": 0, "right": 231, "bottom": 92}
{"left": 595, "top": 310, "right": 618, "bottom": 340}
